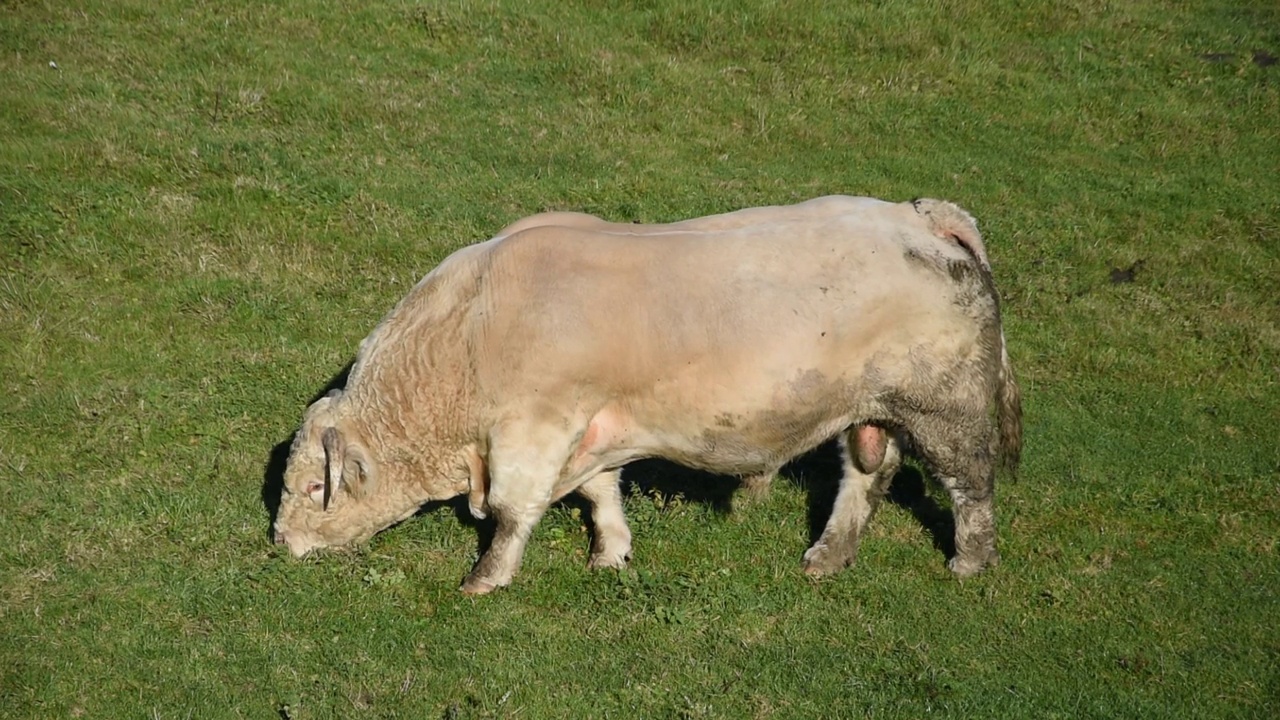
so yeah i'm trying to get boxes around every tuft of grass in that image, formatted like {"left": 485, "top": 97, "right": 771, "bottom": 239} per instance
{"left": 2, "top": 0, "right": 1278, "bottom": 717}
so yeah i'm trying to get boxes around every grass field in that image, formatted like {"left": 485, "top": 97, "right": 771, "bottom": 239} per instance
{"left": 2, "top": 0, "right": 1278, "bottom": 717}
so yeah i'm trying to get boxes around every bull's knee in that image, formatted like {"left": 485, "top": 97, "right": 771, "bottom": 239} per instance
{"left": 461, "top": 470, "right": 554, "bottom": 593}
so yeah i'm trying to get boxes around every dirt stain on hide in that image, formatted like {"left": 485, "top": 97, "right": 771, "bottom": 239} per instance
{"left": 946, "top": 258, "right": 977, "bottom": 284}
{"left": 904, "top": 246, "right": 978, "bottom": 288}
{"left": 693, "top": 426, "right": 779, "bottom": 476}
{"left": 902, "top": 246, "right": 929, "bottom": 270}
{"left": 788, "top": 368, "right": 829, "bottom": 399}
{"left": 690, "top": 369, "right": 847, "bottom": 475}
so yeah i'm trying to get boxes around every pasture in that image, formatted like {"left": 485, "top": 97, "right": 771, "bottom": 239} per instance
{"left": 2, "top": 0, "right": 1277, "bottom": 717}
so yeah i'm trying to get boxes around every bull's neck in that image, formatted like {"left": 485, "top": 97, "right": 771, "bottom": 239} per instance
{"left": 345, "top": 378, "right": 474, "bottom": 505}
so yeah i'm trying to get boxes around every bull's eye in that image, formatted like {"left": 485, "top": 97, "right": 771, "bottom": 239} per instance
{"left": 305, "top": 481, "right": 324, "bottom": 497}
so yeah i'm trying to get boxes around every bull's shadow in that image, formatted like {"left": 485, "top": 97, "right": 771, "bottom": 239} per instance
{"left": 613, "top": 441, "right": 957, "bottom": 561}
{"left": 618, "top": 459, "right": 741, "bottom": 513}
{"left": 261, "top": 364, "right": 955, "bottom": 563}
{"left": 780, "top": 440, "right": 956, "bottom": 560}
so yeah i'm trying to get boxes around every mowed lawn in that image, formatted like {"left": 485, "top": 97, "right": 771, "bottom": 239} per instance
{"left": 2, "top": 0, "right": 1277, "bottom": 717}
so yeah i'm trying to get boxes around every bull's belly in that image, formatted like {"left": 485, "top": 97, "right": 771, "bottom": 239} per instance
{"left": 643, "top": 413, "right": 855, "bottom": 477}
{"left": 572, "top": 397, "right": 863, "bottom": 483}
{"left": 555, "top": 346, "right": 888, "bottom": 484}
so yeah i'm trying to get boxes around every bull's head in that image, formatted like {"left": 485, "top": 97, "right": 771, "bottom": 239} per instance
{"left": 273, "top": 391, "right": 381, "bottom": 557}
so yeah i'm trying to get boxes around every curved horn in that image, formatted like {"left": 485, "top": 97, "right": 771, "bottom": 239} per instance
{"left": 322, "top": 427, "right": 343, "bottom": 511}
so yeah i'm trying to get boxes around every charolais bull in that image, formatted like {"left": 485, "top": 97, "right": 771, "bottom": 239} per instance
{"left": 272, "top": 195, "right": 1022, "bottom": 594}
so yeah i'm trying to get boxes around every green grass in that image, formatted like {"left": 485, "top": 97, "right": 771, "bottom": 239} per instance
{"left": 2, "top": 0, "right": 1278, "bottom": 717}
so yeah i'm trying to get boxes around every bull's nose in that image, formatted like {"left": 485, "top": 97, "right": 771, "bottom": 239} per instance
{"left": 273, "top": 529, "right": 288, "bottom": 546}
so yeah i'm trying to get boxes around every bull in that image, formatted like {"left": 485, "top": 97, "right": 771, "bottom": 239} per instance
{"left": 272, "top": 195, "right": 1022, "bottom": 594}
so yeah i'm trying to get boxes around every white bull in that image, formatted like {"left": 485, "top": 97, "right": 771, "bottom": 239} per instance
{"left": 272, "top": 196, "right": 1022, "bottom": 594}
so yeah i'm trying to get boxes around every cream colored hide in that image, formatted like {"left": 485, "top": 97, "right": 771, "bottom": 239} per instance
{"left": 487, "top": 195, "right": 947, "bottom": 499}
{"left": 273, "top": 196, "right": 1022, "bottom": 595}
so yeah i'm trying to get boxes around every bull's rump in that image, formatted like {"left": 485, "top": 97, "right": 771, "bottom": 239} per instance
{"left": 470, "top": 207, "right": 988, "bottom": 474}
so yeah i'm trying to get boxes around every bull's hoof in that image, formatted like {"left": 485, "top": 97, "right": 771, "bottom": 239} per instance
{"left": 802, "top": 542, "right": 854, "bottom": 577}
{"left": 587, "top": 548, "right": 631, "bottom": 571}
{"left": 947, "top": 549, "right": 1000, "bottom": 578}
{"left": 803, "top": 563, "right": 829, "bottom": 578}
{"left": 459, "top": 575, "right": 501, "bottom": 596}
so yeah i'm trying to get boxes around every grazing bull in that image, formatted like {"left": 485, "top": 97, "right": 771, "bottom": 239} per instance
{"left": 272, "top": 196, "right": 1022, "bottom": 594}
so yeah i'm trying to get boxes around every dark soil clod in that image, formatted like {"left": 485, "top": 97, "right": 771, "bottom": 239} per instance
{"left": 1110, "top": 259, "right": 1146, "bottom": 284}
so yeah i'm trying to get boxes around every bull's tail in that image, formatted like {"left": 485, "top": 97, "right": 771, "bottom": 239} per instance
{"left": 995, "top": 329, "right": 1023, "bottom": 476}
{"left": 914, "top": 198, "right": 1020, "bottom": 472}
{"left": 912, "top": 198, "right": 1020, "bottom": 473}
{"left": 912, "top": 198, "right": 992, "bottom": 272}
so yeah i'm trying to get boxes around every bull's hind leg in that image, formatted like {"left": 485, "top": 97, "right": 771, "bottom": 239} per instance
{"left": 937, "top": 472, "right": 999, "bottom": 577}
{"left": 575, "top": 469, "right": 632, "bottom": 570}
{"left": 802, "top": 426, "right": 901, "bottom": 576}
{"left": 739, "top": 470, "right": 774, "bottom": 498}
{"left": 918, "top": 422, "right": 1000, "bottom": 577}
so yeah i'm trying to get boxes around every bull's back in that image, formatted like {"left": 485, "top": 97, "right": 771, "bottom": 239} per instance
{"left": 492, "top": 195, "right": 894, "bottom": 240}
{"left": 473, "top": 211, "right": 984, "bottom": 449}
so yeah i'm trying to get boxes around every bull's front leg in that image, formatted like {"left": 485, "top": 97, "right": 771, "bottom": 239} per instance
{"left": 460, "top": 419, "right": 574, "bottom": 595}
{"left": 461, "top": 497, "right": 549, "bottom": 595}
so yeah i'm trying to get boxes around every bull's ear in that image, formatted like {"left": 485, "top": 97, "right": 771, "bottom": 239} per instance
{"left": 342, "top": 441, "right": 376, "bottom": 499}
{"left": 321, "top": 427, "right": 376, "bottom": 508}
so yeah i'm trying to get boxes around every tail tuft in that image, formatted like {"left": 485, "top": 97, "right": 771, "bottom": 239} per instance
{"left": 996, "top": 334, "right": 1023, "bottom": 476}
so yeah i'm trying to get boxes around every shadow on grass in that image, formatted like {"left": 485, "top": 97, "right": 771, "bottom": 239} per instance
{"left": 617, "top": 439, "right": 959, "bottom": 565}
{"left": 781, "top": 439, "right": 957, "bottom": 562}
{"left": 620, "top": 459, "right": 741, "bottom": 514}
{"left": 886, "top": 465, "right": 957, "bottom": 561}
